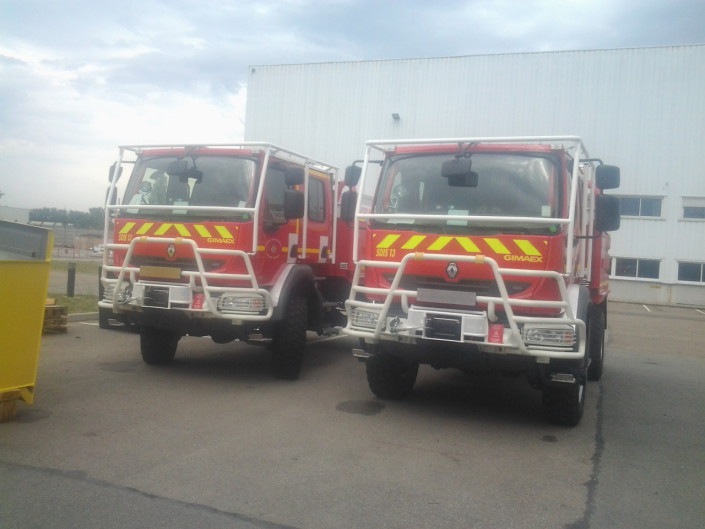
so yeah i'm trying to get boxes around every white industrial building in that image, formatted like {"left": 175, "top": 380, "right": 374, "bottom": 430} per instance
{"left": 245, "top": 45, "right": 705, "bottom": 307}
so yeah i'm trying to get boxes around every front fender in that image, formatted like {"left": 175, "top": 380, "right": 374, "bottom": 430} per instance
{"left": 270, "top": 264, "right": 319, "bottom": 323}
{"left": 567, "top": 283, "right": 590, "bottom": 323}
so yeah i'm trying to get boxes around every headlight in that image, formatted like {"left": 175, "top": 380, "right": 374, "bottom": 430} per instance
{"left": 522, "top": 325, "right": 576, "bottom": 347}
{"left": 350, "top": 308, "right": 380, "bottom": 329}
{"left": 103, "top": 284, "right": 132, "bottom": 303}
{"left": 218, "top": 294, "right": 266, "bottom": 313}
{"left": 102, "top": 284, "right": 114, "bottom": 302}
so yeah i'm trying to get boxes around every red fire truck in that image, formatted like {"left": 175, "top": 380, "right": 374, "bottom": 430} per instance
{"left": 342, "top": 136, "right": 620, "bottom": 425}
{"left": 99, "top": 143, "right": 356, "bottom": 379}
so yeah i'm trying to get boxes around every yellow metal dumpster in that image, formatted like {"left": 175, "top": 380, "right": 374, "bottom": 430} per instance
{"left": 0, "top": 220, "right": 54, "bottom": 421}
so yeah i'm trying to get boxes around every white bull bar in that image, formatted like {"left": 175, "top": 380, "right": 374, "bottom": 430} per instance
{"left": 99, "top": 236, "right": 274, "bottom": 321}
{"left": 343, "top": 252, "right": 586, "bottom": 360}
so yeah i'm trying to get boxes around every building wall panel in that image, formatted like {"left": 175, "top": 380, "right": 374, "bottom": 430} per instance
{"left": 245, "top": 46, "right": 705, "bottom": 305}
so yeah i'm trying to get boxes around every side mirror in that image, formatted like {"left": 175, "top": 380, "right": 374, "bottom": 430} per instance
{"left": 596, "top": 194, "right": 621, "bottom": 232}
{"left": 344, "top": 165, "right": 361, "bottom": 188}
{"left": 442, "top": 158, "right": 479, "bottom": 187}
{"left": 284, "top": 189, "right": 305, "bottom": 219}
{"left": 285, "top": 166, "right": 305, "bottom": 187}
{"left": 109, "top": 162, "right": 122, "bottom": 183}
{"left": 596, "top": 165, "right": 620, "bottom": 190}
{"left": 340, "top": 190, "right": 358, "bottom": 223}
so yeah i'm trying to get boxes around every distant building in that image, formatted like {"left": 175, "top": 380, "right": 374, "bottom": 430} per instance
{"left": 245, "top": 45, "right": 705, "bottom": 306}
{"left": 0, "top": 207, "right": 102, "bottom": 252}
{"left": 26, "top": 222, "right": 102, "bottom": 249}
{"left": 0, "top": 206, "right": 30, "bottom": 223}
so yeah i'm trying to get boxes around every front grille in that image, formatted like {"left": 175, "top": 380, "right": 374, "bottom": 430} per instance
{"left": 382, "top": 274, "right": 531, "bottom": 297}
{"left": 131, "top": 256, "right": 225, "bottom": 273}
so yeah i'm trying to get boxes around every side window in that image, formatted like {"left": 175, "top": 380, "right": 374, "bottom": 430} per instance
{"left": 683, "top": 197, "right": 705, "bottom": 219}
{"left": 678, "top": 262, "right": 705, "bottom": 282}
{"left": 613, "top": 257, "right": 660, "bottom": 279}
{"left": 264, "top": 169, "right": 286, "bottom": 224}
{"left": 619, "top": 196, "right": 662, "bottom": 217}
{"left": 308, "top": 178, "right": 326, "bottom": 223}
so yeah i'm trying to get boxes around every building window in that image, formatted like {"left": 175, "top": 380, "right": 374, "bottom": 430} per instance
{"left": 619, "top": 196, "right": 662, "bottom": 217}
{"left": 678, "top": 262, "right": 705, "bottom": 283}
{"left": 308, "top": 178, "right": 326, "bottom": 223}
{"left": 613, "top": 258, "right": 660, "bottom": 280}
{"left": 683, "top": 197, "right": 705, "bottom": 219}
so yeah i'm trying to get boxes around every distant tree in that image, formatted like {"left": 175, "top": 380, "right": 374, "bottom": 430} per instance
{"left": 29, "top": 207, "right": 104, "bottom": 229}
{"left": 29, "top": 207, "right": 68, "bottom": 225}
{"left": 89, "top": 207, "right": 105, "bottom": 228}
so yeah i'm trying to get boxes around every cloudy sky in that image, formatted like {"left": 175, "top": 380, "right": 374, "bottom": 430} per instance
{"left": 1, "top": 0, "right": 704, "bottom": 212}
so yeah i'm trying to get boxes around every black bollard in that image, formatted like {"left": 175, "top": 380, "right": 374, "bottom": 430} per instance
{"left": 67, "top": 262, "right": 76, "bottom": 298}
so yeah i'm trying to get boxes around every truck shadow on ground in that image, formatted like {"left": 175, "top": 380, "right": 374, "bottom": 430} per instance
{"left": 99, "top": 334, "right": 353, "bottom": 385}
{"left": 380, "top": 369, "right": 557, "bottom": 428}
{"left": 95, "top": 331, "right": 562, "bottom": 428}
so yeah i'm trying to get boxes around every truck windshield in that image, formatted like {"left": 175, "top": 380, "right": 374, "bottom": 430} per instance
{"left": 121, "top": 155, "right": 257, "bottom": 218}
{"left": 373, "top": 152, "right": 558, "bottom": 229}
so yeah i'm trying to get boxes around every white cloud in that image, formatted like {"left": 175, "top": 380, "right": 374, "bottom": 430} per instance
{"left": 1, "top": 0, "right": 704, "bottom": 211}
{"left": 0, "top": 85, "right": 247, "bottom": 210}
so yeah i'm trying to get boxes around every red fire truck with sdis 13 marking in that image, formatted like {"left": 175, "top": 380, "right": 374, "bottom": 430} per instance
{"left": 99, "top": 143, "right": 357, "bottom": 379}
{"left": 342, "top": 136, "right": 620, "bottom": 426}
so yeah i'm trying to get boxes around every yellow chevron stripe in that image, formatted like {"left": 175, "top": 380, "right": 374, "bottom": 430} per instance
{"left": 401, "top": 235, "right": 426, "bottom": 250}
{"left": 456, "top": 237, "right": 481, "bottom": 253}
{"left": 174, "top": 224, "right": 191, "bottom": 237}
{"left": 427, "top": 236, "right": 453, "bottom": 251}
{"left": 154, "top": 223, "right": 172, "bottom": 235}
{"left": 484, "top": 238, "right": 510, "bottom": 254}
{"left": 119, "top": 222, "right": 136, "bottom": 234}
{"left": 377, "top": 234, "right": 400, "bottom": 249}
{"left": 194, "top": 225, "right": 212, "bottom": 238}
{"left": 514, "top": 240, "right": 542, "bottom": 256}
{"left": 215, "top": 225, "right": 234, "bottom": 239}
{"left": 135, "top": 223, "right": 153, "bottom": 235}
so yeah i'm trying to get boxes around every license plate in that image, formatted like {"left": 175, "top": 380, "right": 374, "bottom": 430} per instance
{"left": 140, "top": 266, "right": 182, "bottom": 280}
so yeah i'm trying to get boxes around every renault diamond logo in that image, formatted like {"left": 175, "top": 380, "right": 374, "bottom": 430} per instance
{"left": 166, "top": 244, "right": 177, "bottom": 260}
{"left": 446, "top": 262, "right": 459, "bottom": 280}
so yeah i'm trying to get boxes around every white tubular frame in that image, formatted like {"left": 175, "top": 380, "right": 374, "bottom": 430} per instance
{"left": 344, "top": 252, "right": 586, "bottom": 360}
{"left": 344, "top": 136, "right": 596, "bottom": 359}
{"left": 99, "top": 236, "right": 273, "bottom": 321}
{"left": 100, "top": 143, "right": 338, "bottom": 321}
{"left": 351, "top": 136, "right": 592, "bottom": 278}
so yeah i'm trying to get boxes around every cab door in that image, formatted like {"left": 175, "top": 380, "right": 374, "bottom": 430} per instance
{"left": 302, "top": 172, "right": 333, "bottom": 266}
{"left": 258, "top": 166, "right": 299, "bottom": 283}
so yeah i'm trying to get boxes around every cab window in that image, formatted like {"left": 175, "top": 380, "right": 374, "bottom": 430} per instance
{"left": 308, "top": 178, "right": 326, "bottom": 223}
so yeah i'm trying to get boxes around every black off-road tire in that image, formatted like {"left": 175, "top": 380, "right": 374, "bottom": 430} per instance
{"left": 98, "top": 307, "right": 112, "bottom": 330}
{"left": 366, "top": 353, "right": 419, "bottom": 400}
{"left": 587, "top": 306, "right": 606, "bottom": 381}
{"left": 271, "top": 295, "right": 308, "bottom": 380}
{"left": 140, "top": 326, "right": 180, "bottom": 365}
{"left": 542, "top": 370, "right": 586, "bottom": 427}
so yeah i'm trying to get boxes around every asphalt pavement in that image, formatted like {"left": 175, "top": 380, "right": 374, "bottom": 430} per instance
{"left": 1, "top": 301, "right": 703, "bottom": 529}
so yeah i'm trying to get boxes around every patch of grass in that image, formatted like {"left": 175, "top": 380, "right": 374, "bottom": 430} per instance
{"left": 51, "top": 260, "right": 102, "bottom": 274}
{"left": 46, "top": 294, "right": 99, "bottom": 314}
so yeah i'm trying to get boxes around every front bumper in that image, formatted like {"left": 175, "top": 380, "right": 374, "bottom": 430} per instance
{"left": 99, "top": 236, "right": 273, "bottom": 322}
{"left": 343, "top": 253, "right": 585, "bottom": 361}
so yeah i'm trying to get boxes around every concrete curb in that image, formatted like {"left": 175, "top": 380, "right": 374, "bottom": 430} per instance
{"left": 68, "top": 312, "right": 99, "bottom": 322}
